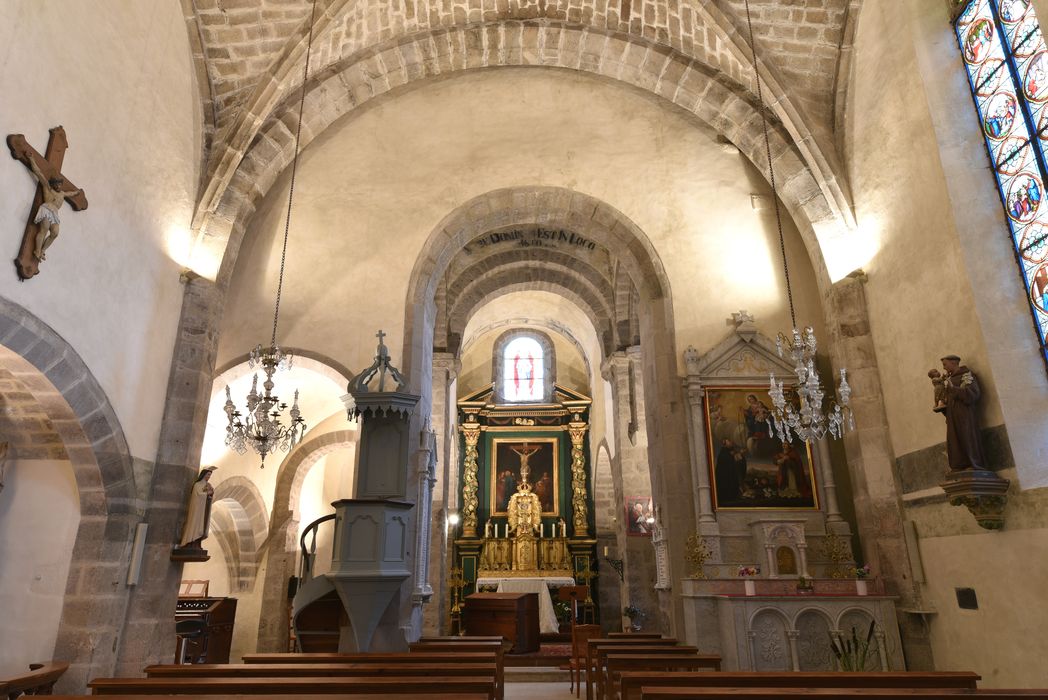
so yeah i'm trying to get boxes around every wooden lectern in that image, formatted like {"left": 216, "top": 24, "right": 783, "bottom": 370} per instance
{"left": 463, "top": 592, "right": 540, "bottom": 654}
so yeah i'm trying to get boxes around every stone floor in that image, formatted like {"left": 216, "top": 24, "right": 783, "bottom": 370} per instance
{"left": 504, "top": 667, "right": 576, "bottom": 699}
{"left": 506, "top": 680, "right": 579, "bottom": 699}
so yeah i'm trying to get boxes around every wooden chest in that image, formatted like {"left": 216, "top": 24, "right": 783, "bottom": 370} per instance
{"left": 462, "top": 592, "right": 540, "bottom": 654}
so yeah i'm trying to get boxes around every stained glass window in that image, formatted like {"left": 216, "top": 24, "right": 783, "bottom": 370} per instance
{"left": 957, "top": 0, "right": 1048, "bottom": 365}
{"left": 502, "top": 336, "right": 545, "bottom": 402}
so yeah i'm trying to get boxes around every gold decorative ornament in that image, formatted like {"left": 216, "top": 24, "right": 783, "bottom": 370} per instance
{"left": 821, "top": 532, "right": 852, "bottom": 579}
{"left": 685, "top": 533, "right": 713, "bottom": 579}
{"left": 567, "top": 418, "right": 590, "bottom": 537}
{"left": 460, "top": 420, "right": 481, "bottom": 537}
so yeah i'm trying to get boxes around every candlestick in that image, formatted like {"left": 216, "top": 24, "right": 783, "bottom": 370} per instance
{"left": 539, "top": 523, "right": 544, "bottom": 538}
{"left": 604, "top": 545, "right": 609, "bottom": 557}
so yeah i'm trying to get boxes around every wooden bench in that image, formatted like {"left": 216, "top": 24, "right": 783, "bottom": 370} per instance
{"left": 241, "top": 653, "right": 492, "bottom": 664}
{"left": 409, "top": 642, "right": 505, "bottom": 700}
{"left": 592, "top": 645, "right": 698, "bottom": 700}
{"left": 604, "top": 656, "right": 721, "bottom": 700}
{"left": 637, "top": 689, "right": 1048, "bottom": 700}
{"left": 607, "top": 633, "right": 664, "bottom": 639}
{"left": 87, "top": 676, "right": 496, "bottom": 699}
{"left": 0, "top": 663, "right": 69, "bottom": 700}
{"left": 585, "top": 639, "right": 682, "bottom": 700}
{"left": 57, "top": 695, "right": 488, "bottom": 700}
{"left": 143, "top": 663, "right": 497, "bottom": 680}
{"left": 618, "top": 672, "right": 980, "bottom": 700}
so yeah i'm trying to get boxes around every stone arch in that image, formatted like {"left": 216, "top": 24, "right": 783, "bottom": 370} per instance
{"left": 256, "top": 429, "right": 359, "bottom": 652}
{"left": 403, "top": 185, "right": 696, "bottom": 634}
{"left": 211, "top": 476, "right": 270, "bottom": 590}
{"left": 461, "top": 317, "right": 594, "bottom": 383}
{"left": 448, "top": 277, "right": 614, "bottom": 357}
{"left": 748, "top": 607, "right": 792, "bottom": 671}
{"left": 0, "top": 299, "right": 134, "bottom": 692}
{"left": 592, "top": 441, "right": 615, "bottom": 534}
{"left": 196, "top": 21, "right": 848, "bottom": 297}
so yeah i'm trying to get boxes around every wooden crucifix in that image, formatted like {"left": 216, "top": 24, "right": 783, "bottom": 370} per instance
{"left": 6, "top": 126, "right": 88, "bottom": 280}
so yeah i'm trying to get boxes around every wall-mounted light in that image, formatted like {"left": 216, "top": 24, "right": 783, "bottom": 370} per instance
{"left": 602, "top": 545, "right": 624, "bottom": 582}
{"left": 447, "top": 511, "right": 461, "bottom": 526}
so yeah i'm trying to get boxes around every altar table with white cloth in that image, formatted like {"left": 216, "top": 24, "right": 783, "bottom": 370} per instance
{"left": 476, "top": 577, "right": 573, "bottom": 634}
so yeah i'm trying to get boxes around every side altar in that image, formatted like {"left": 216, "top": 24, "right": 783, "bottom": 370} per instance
{"left": 675, "top": 313, "right": 904, "bottom": 671}
{"left": 452, "top": 383, "right": 598, "bottom": 629}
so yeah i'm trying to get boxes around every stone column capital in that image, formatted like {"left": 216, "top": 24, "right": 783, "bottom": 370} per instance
{"left": 600, "top": 350, "right": 630, "bottom": 381}
{"left": 432, "top": 352, "right": 461, "bottom": 380}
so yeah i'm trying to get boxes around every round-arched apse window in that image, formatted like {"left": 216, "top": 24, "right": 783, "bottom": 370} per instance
{"left": 502, "top": 335, "right": 545, "bottom": 402}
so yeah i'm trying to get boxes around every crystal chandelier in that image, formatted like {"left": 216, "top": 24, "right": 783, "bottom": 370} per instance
{"left": 740, "top": 0, "right": 855, "bottom": 443}
{"left": 223, "top": 0, "right": 318, "bottom": 467}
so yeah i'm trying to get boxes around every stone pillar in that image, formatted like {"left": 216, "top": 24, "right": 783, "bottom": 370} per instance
{"left": 825, "top": 273, "right": 932, "bottom": 668}
{"left": 601, "top": 349, "right": 659, "bottom": 631}
{"left": 426, "top": 353, "right": 459, "bottom": 635}
{"left": 411, "top": 426, "right": 437, "bottom": 614}
{"left": 114, "top": 275, "right": 222, "bottom": 676}
{"left": 681, "top": 358, "right": 718, "bottom": 532}
{"left": 816, "top": 438, "right": 846, "bottom": 527}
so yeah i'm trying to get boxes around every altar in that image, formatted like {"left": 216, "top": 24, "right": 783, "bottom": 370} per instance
{"left": 475, "top": 577, "right": 566, "bottom": 634}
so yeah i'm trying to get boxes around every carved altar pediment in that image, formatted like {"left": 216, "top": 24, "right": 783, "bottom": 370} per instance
{"left": 684, "top": 311, "right": 797, "bottom": 384}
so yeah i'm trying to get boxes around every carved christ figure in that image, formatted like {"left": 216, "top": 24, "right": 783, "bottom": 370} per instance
{"left": 23, "top": 156, "right": 82, "bottom": 261}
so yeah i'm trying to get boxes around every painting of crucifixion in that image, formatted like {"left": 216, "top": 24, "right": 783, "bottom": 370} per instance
{"left": 489, "top": 437, "right": 559, "bottom": 517}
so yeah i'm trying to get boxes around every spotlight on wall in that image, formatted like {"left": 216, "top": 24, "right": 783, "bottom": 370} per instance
{"left": 447, "top": 512, "right": 461, "bottom": 526}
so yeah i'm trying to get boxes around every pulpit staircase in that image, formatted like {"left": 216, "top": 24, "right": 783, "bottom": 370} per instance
{"left": 290, "top": 514, "right": 342, "bottom": 652}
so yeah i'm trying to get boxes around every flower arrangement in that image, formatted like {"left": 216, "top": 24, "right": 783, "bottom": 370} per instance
{"left": 623, "top": 605, "right": 641, "bottom": 620}
{"left": 853, "top": 564, "right": 871, "bottom": 579}
{"left": 796, "top": 575, "right": 814, "bottom": 592}
{"left": 737, "top": 565, "right": 761, "bottom": 577}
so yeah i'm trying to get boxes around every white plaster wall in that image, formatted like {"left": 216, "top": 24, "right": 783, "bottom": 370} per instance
{"left": 0, "top": 458, "right": 79, "bottom": 675}
{"left": 0, "top": 1, "right": 200, "bottom": 459}
{"left": 917, "top": 528, "right": 1048, "bottom": 687}
{"left": 846, "top": 0, "right": 1003, "bottom": 460}
{"left": 219, "top": 69, "right": 825, "bottom": 380}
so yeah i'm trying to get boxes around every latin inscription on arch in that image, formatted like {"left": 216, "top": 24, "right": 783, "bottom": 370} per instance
{"left": 466, "top": 228, "right": 599, "bottom": 253}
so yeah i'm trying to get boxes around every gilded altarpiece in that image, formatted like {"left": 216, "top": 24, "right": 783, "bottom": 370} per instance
{"left": 453, "top": 384, "right": 598, "bottom": 621}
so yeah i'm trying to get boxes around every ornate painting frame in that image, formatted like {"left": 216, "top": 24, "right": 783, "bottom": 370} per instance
{"left": 703, "top": 385, "right": 819, "bottom": 510}
{"left": 489, "top": 437, "right": 560, "bottom": 517}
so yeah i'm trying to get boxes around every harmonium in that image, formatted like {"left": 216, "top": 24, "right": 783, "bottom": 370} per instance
{"left": 174, "top": 596, "right": 237, "bottom": 663}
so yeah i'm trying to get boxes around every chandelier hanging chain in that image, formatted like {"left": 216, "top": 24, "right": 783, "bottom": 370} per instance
{"left": 271, "top": 0, "right": 319, "bottom": 348}
{"left": 742, "top": 0, "right": 854, "bottom": 443}
{"left": 743, "top": 0, "right": 796, "bottom": 329}
{"left": 223, "top": 0, "right": 316, "bottom": 467}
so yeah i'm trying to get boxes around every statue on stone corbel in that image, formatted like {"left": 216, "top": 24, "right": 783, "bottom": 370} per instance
{"left": 171, "top": 466, "right": 216, "bottom": 562}
{"left": 928, "top": 354, "right": 1010, "bottom": 529}
{"left": 651, "top": 505, "right": 671, "bottom": 590}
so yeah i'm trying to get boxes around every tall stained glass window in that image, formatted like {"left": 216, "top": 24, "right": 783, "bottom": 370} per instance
{"left": 502, "top": 336, "right": 545, "bottom": 402}
{"left": 957, "top": 0, "right": 1048, "bottom": 365}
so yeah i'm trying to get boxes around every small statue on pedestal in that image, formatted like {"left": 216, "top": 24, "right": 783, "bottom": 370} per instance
{"left": 171, "top": 466, "right": 217, "bottom": 561}
{"left": 928, "top": 355, "right": 985, "bottom": 471}
{"left": 927, "top": 355, "right": 1009, "bottom": 530}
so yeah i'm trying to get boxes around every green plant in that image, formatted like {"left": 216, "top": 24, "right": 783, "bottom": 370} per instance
{"left": 623, "top": 605, "right": 641, "bottom": 619}
{"left": 829, "top": 621, "right": 877, "bottom": 671}
{"left": 553, "top": 600, "right": 572, "bottom": 624}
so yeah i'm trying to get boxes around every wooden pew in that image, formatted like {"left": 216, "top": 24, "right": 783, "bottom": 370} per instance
{"left": 409, "top": 641, "right": 505, "bottom": 700}
{"left": 638, "top": 689, "right": 1048, "bottom": 700}
{"left": 585, "top": 639, "right": 682, "bottom": 700}
{"left": 0, "top": 662, "right": 69, "bottom": 700}
{"left": 604, "top": 656, "right": 721, "bottom": 700}
{"left": 143, "top": 663, "right": 497, "bottom": 680}
{"left": 618, "top": 672, "right": 980, "bottom": 700}
{"left": 593, "top": 645, "right": 698, "bottom": 700}
{"left": 87, "top": 676, "right": 496, "bottom": 699}
{"left": 57, "top": 695, "right": 488, "bottom": 700}
{"left": 419, "top": 636, "right": 506, "bottom": 643}
{"left": 241, "top": 652, "right": 492, "bottom": 664}
{"left": 607, "top": 633, "right": 664, "bottom": 639}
